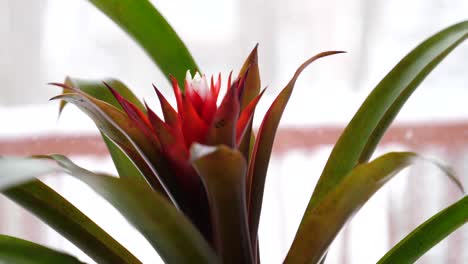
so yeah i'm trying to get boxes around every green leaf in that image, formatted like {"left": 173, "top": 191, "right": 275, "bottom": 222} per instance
{"left": 42, "top": 155, "right": 218, "bottom": 264}
{"left": 55, "top": 85, "right": 214, "bottom": 240}
{"left": 238, "top": 45, "right": 261, "bottom": 163}
{"left": 246, "top": 51, "right": 344, "bottom": 245}
{"left": 285, "top": 152, "right": 463, "bottom": 264}
{"left": 377, "top": 195, "right": 468, "bottom": 264}
{"left": 191, "top": 144, "right": 253, "bottom": 264}
{"left": 52, "top": 89, "right": 172, "bottom": 201}
{"left": 2, "top": 181, "right": 140, "bottom": 263}
{"left": 101, "top": 134, "right": 146, "bottom": 184}
{"left": 0, "top": 155, "right": 218, "bottom": 263}
{"left": 88, "top": 0, "right": 199, "bottom": 83}
{"left": 0, "top": 235, "right": 85, "bottom": 264}
{"left": 308, "top": 21, "right": 468, "bottom": 213}
{"left": 59, "top": 77, "right": 145, "bottom": 116}
{"left": 0, "top": 157, "right": 61, "bottom": 189}
{"left": 57, "top": 78, "right": 148, "bottom": 186}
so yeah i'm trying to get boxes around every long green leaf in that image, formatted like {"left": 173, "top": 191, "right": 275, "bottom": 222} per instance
{"left": 308, "top": 21, "right": 468, "bottom": 213}
{"left": 0, "top": 235, "right": 85, "bottom": 264}
{"left": 246, "top": 51, "right": 344, "bottom": 246}
{"left": 285, "top": 152, "right": 463, "bottom": 264}
{"left": 2, "top": 181, "right": 140, "bottom": 264}
{"left": 191, "top": 144, "right": 253, "bottom": 264}
{"left": 60, "top": 80, "right": 145, "bottom": 188}
{"left": 58, "top": 78, "right": 148, "bottom": 185}
{"left": 59, "top": 77, "right": 145, "bottom": 115}
{"left": 378, "top": 195, "right": 468, "bottom": 264}
{"left": 88, "top": 0, "right": 199, "bottom": 83}
{"left": 42, "top": 155, "right": 218, "bottom": 264}
{"left": 52, "top": 89, "right": 172, "bottom": 201}
{"left": 0, "top": 158, "right": 60, "bottom": 189}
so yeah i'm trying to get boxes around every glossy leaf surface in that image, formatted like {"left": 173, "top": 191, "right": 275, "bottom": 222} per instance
{"left": 88, "top": 0, "right": 199, "bottom": 83}
{"left": 59, "top": 77, "right": 145, "bottom": 115}
{"left": 191, "top": 144, "right": 253, "bottom": 264}
{"left": 0, "top": 155, "right": 217, "bottom": 263}
{"left": 44, "top": 155, "right": 218, "bottom": 264}
{"left": 237, "top": 45, "right": 261, "bottom": 161}
{"left": 58, "top": 78, "right": 147, "bottom": 185}
{"left": 0, "top": 235, "right": 85, "bottom": 264}
{"left": 52, "top": 89, "right": 171, "bottom": 200}
{"left": 285, "top": 152, "right": 463, "bottom": 264}
{"left": 246, "top": 51, "right": 344, "bottom": 245}
{"left": 308, "top": 21, "right": 468, "bottom": 214}
{"left": 378, "top": 195, "right": 468, "bottom": 264}
{"left": 1, "top": 177, "right": 139, "bottom": 264}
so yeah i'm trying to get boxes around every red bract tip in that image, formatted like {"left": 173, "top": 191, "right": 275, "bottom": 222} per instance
{"left": 106, "top": 83, "right": 155, "bottom": 141}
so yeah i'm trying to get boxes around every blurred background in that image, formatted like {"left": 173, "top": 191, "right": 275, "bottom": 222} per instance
{"left": 0, "top": 0, "right": 467, "bottom": 263}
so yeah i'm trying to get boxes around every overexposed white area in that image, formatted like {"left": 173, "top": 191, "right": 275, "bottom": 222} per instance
{"left": 1, "top": 0, "right": 467, "bottom": 263}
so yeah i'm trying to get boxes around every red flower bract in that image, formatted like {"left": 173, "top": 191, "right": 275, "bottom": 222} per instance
{"left": 52, "top": 47, "right": 342, "bottom": 260}
{"left": 105, "top": 68, "right": 263, "bottom": 243}
{"left": 107, "top": 69, "right": 262, "bottom": 173}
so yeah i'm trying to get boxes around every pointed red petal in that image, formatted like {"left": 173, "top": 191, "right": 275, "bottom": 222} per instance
{"left": 185, "top": 79, "right": 204, "bottom": 114}
{"left": 147, "top": 104, "right": 189, "bottom": 160}
{"left": 153, "top": 84, "right": 186, "bottom": 145}
{"left": 238, "top": 44, "right": 261, "bottom": 110}
{"left": 106, "top": 83, "right": 160, "bottom": 146}
{"left": 236, "top": 88, "right": 266, "bottom": 144}
{"left": 211, "top": 73, "right": 221, "bottom": 100}
{"left": 181, "top": 94, "right": 209, "bottom": 147}
{"left": 146, "top": 103, "right": 174, "bottom": 144}
{"left": 170, "top": 75, "right": 184, "bottom": 115}
{"left": 49, "top": 82, "right": 79, "bottom": 93}
{"left": 200, "top": 74, "right": 221, "bottom": 124}
{"left": 153, "top": 85, "right": 180, "bottom": 126}
{"left": 206, "top": 78, "right": 240, "bottom": 148}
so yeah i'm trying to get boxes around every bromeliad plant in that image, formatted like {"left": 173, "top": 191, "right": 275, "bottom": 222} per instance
{"left": 0, "top": 1, "right": 467, "bottom": 263}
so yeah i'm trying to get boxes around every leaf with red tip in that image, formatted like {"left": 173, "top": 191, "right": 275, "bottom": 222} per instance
{"left": 206, "top": 79, "right": 241, "bottom": 148}
{"left": 238, "top": 44, "right": 261, "bottom": 110}
{"left": 236, "top": 88, "right": 266, "bottom": 145}
{"left": 246, "top": 51, "right": 345, "bottom": 245}
{"left": 107, "top": 84, "right": 155, "bottom": 141}
{"left": 51, "top": 88, "right": 183, "bottom": 206}
{"left": 59, "top": 77, "right": 145, "bottom": 115}
{"left": 238, "top": 46, "right": 261, "bottom": 162}
{"left": 57, "top": 78, "right": 148, "bottom": 186}
{"left": 60, "top": 91, "right": 211, "bottom": 234}
{"left": 146, "top": 104, "right": 212, "bottom": 242}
